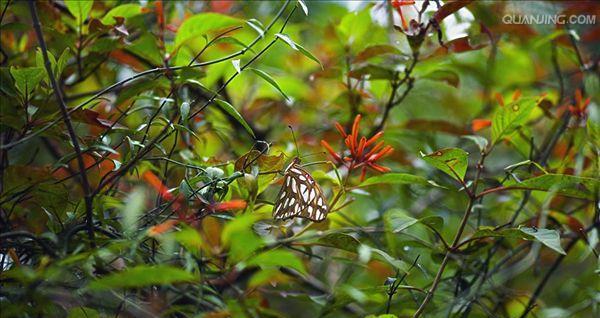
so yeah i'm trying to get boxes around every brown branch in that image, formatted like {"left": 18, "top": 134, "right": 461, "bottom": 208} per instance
{"left": 370, "top": 52, "right": 418, "bottom": 136}
{"left": 28, "top": 0, "right": 96, "bottom": 248}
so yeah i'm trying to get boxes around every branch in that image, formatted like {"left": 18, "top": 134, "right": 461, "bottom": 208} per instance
{"left": 279, "top": 267, "right": 365, "bottom": 316}
{"left": 95, "top": 1, "right": 295, "bottom": 193}
{"left": 0, "top": 230, "right": 57, "bottom": 257}
{"left": 370, "top": 52, "right": 418, "bottom": 136}
{"left": 412, "top": 199, "right": 475, "bottom": 317}
{"left": 0, "top": 1, "right": 295, "bottom": 151}
{"left": 28, "top": 0, "right": 96, "bottom": 248}
{"left": 187, "top": 5, "right": 297, "bottom": 122}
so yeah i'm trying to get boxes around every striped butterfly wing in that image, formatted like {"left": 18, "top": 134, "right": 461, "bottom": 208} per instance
{"left": 273, "top": 161, "right": 328, "bottom": 222}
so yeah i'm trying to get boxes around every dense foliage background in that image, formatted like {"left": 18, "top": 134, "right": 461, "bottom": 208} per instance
{"left": 1, "top": 1, "right": 599, "bottom": 317}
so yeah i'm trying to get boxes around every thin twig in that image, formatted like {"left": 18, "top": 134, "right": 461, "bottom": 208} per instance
{"left": 28, "top": 0, "right": 96, "bottom": 248}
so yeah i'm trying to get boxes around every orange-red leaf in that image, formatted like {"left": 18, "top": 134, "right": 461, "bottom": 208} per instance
{"left": 471, "top": 119, "right": 492, "bottom": 132}
{"left": 148, "top": 219, "right": 178, "bottom": 237}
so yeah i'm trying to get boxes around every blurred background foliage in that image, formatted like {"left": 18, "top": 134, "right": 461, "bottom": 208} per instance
{"left": 0, "top": 1, "right": 599, "bottom": 317}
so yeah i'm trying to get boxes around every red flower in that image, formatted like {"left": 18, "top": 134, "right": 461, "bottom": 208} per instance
{"left": 321, "top": 114, "right": 393, "bottom": 181}
{"left": 391, "top": 0, "right": 416, "bottom": 31}
{"left": 568, "top": 89, "right": 590, "bottom": 118}
{"left": 208, "top": 200, "right": 247, "bottom": 212}
{"left": 471, "top": 119, "right": 491, "bottom": 132}
{"left": 142, "top": 171, "right": 185, "bottom": 213}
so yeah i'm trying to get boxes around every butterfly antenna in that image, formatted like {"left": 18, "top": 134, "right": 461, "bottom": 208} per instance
{"left": 299, "top": 151, "right": 326, "bottom": 160}
{"left": 288, "top": 125, "right": 301, "bottom": 158}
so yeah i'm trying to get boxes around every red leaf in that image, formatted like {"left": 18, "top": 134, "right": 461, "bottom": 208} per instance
{"left": 143, "top": 171, "right": 174, "bottom": 201}
{"left": 109, "top": 50, "right": 146, "bottom": 71}
{"left": 70, "top": 109, "right": 127, "bottom": 129}
{"left": 426, "top": 36, "right": 488, "bottom": 59}
{"left": 433, "top": 0, "right": 474, "bottom": 23}
{"left": 355, "top": 45, "right": 400, "bottom": 63}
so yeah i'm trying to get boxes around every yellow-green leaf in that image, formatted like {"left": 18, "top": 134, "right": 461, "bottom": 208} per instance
{"left": 88, "top": 265, "right": 196, "bottom": 290}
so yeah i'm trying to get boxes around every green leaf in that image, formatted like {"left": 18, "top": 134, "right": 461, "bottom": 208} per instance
{"left": 462, "top": 135, "right": 489, "bottom": 152}
{"left": 348, "top": 64, "right": 396, "bottom": 80}
{"left": 127, "top": 33, "right": 163, "bottom": 66}
{"left": 88, "top": 265, "right": 196, "bottom": 290}
{"left": 298, "top": 0, "right": 308, "bottom": 15}
{"left": 422, "top": 70, "right": 460, "bottom": 87}
{"left": 248, "top": 269, "right": 281, "bottom": 288}
{"left": 55, "top": 48, "right": 71, "bottom": 80}
{"left": 35, "top": 49, "right": 56, "bottom": 84}
{"left": 10, "top": 67, "right": 45, "bottom": 97}
{"left": 471, "top": 227, "right": 525, "bottom": 240}
{"left": 337, "top": 8, "right": 371, "bottom": 47}
{"left": 369, "top": 247, "right": 407, "bottom": 271}
{"left": 248, "top": 68, "right": 290, "bottom": 101}
{"left": 231, "top": 59, "right": 241, "bottom": 74}
{"left": 246, "top": 250, "right": 307, "bottom": 275}
{"left": 180, "top": 102, "right": 190, "bottom": 120}
{"left": 68, "top": 307, "right": 99, "bottom": 318}
{"left": 385, "top": 209, "right": 443, "bottom": 233}
{"left": 221, "top": 213, "right": 258, "bottom": 245}
{"left": 174, "top": 225, "right": 203, "bottom": 256}
{"left": 64, "top": 0, "right": 93, "bottom": 26}
{"left": 422, "top": 148, "right": 469, "bottom": 182}
{"left": 360, "top": 173, "right": 431, "bottom": 187}
{"left": 214, "top": 99, "right": 255, "bottom": 138}
{"left": 317, "top": 233, "right": 360, "bottom": 252}
{"left": 295, "top": 42, "right": 323, "bottom": 69}
{"left": 222, "top": 214, "right": 263, "bottom": 262}
{"left": 491, "top": 97, "right": 539, "bottom": 144}
{"left": 213, "top": 36, "right": 252, "bottom": 51}
{"left": 504, "top": 174, "right": 599, "bottom": 200}
{"left": 354, "top": 44, "right": 400, "bottom": 63}
{"left": 520, "top": 227, "right": 566, "bottom": 255}
{"left": 275, "top": 33, "right": 298, "bottom": 50}
{"left": 175, "top": 13, "right": 242, "bottom": 48}
{"left": 471, "top": 226, "right": 566, "bottom": 255}
{"left": 121, "top": 187, "right": 146, "bottom": 237}
{"left": 101, "top": 3, "right": 143, "bottom": 25}
{"left": 587, "top": 105, "right": 600, "bottom": 149}
{"left": 246, "top": 19, "right": 264, "bottom": 36}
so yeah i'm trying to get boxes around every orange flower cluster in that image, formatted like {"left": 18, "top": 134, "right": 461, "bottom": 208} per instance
{"left": 321, "top": 115, "right": 393, "bottom": 181}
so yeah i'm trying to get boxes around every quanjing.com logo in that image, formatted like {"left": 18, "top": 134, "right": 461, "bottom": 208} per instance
{"left": 502, "top": 14, "right": 596, "bottom": 25}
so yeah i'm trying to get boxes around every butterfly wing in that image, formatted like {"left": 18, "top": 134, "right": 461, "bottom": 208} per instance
{"left": 272, "top": 168, "right": 307, "bottom": 220}
{"left": 297, "top": 169, "right": 328, "bottom": 222}
{"left": 272, "top": 163, "right": 328, "bottom": 222}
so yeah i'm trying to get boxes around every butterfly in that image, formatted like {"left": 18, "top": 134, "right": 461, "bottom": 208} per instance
{"left": 272, "top": 157, "right": 329, "bottom": 222}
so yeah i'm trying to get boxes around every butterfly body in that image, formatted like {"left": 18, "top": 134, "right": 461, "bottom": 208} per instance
{"left": 272, "top": 157, "right": 328, "bottom": 222}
